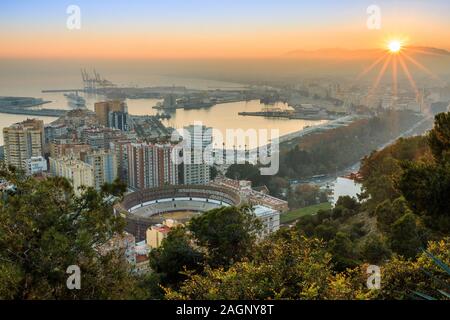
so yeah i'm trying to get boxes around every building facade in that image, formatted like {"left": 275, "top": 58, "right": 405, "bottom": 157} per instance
{"left": 146, "top": 219, "right": 181, "bottom": 249}
{"left": 49, "top": 157, "right": 94, "bottom": 195}
{"left": 253, "top": 205, "right": 280, "bottom": 237}
{"left": 94, "top": 100, "right": 127, "bottom": 127}
{"left": 24, "top": 156, "right": 48, "bottom": 176}
{"left": 49, "top": 140, "right": 92, "bottom": 160}
{"left": 146, "top": 224, "right": 170, "bottom": 249}
{"left": 182, "top": 124, "right": 212, "bottom": 185}
{"left": 83, "top": 150, "right": 118, "bottom": 190}
{"left": 108, "top": 111, "right": 129, "bottom": 131}
{"left": 110, "top": 140, "right": 133, "bottom": 184}
{"left": 44, "top": 123, "right": 68, "bottom": 143}
{"left": 126, "top": 143, "right": 178, "bottom": 190}
{"left": 3, "top": 119, "right": 44, "bottom": 170}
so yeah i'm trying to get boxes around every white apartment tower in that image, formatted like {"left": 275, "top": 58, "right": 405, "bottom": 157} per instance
{"left": 183, "top": 124, "right": 212, "bottom": 185}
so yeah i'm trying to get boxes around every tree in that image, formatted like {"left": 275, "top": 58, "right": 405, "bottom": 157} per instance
{"left": 329, "top": 232, "right": 359, "bottom": 271}
{"left": 164, "top": 233, "right": 371, "bottom": 300}
{"left": 428, "top": 112, "right": 450, "bottom": 161}
{"left": 279, "top": 110, "right": 423, "bottom": 181}
{"left": 225, "top": 163, "right": 268, "bottom": 187}
{"left": 398, "top": 161, "right": 450, "bottom": 232}
{"left": 359, "top": 135, "right": 431, "bottom": 210}
{"left": 188, "top": 206, "right": 262, "bottom": 268}
{"left": 372, "top": 238, "right": 450, "bottom": 300}
{"left": 165, "top": 233, "right": 332, "bottom": 299}
{"left": 360, "top": 235, "right": 391, "bottom": 264}
{"left": 0, "top": 262, "right": 23, "bottom": 299}
{"left": 388, "top": 213, "right": 423, "bottom": 258}
{"left": 313, "top": 223, "right": 338, "bottom": 242}
{"left": 335, "top": 196, "right": 360, "bottom": 212}
{"left": 0, "top": 166, "right": 140, "bottom": 299}
{"left": 266, "top": 176, "right": 289, "bottom": 198}
{"left": 288, "top": 184, "right": 322, "bottom": 209}
{"left": 209, "top": 165, "right": 218, "bottom": 181}
{"left": 149, "top": 226, "right": 204, "bottom": 288}
{"left": 375, "top": 198, "right": 408, "bottom": 234}
{"left": 397, "top": 113, "right": 450, "bottom": 233}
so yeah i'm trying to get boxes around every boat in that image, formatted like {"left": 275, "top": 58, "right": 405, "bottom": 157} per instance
{"left": 64, "top": 93, "right": 86, "bottom": 109}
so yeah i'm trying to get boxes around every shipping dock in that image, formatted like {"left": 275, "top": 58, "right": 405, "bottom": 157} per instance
{"left": 0, "top": 96, "right": 66, "bottom": 117}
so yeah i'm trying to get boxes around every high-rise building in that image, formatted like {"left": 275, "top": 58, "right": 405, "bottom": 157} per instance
{"left": 110, "top": 139, "right": 133, "bottom": 183}
{"left": 44, "top": 123, "right": 68, "bottom": 143}
{"left": 24, "top": 156, "right": 48, "bottom": 176}
{"left": 83, "top": 150, "right": 118, "bottom": 190}
{"left": 81, "top": 127, "right": 128, "bottom": 150}
{"left": 49, "top": 139, "right": 92, "bottom": 160}
{"left": 49, "top": 157, "right": 94, "bottom": 195}
{"left": 3, "top": 119, "right": 45, "bottom": 170}
{"left": 108, "top": 111, "right": 129, "bottom": 131}
{"left": 182, "top": 124, "right": 212, "bottom": 185}
{"left": 94, "top": 100, "right": 127, "bottom": 127}
{"left": 126, "top": 143, "right": 178, "bottom": 190}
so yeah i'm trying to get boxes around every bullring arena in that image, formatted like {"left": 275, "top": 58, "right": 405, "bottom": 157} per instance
{"left": 116, "top": 185, "right": 242, "bottom": 241}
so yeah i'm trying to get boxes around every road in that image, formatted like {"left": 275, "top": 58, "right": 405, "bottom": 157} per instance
{"left": 290, "top": 114, "right": 434, "bottom": 187}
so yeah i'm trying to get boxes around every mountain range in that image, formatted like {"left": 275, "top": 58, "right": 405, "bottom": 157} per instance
{"left": 285, "top": 46, "right": 450, "bottom": 60}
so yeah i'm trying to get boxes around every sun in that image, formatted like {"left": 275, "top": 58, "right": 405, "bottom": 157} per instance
{"left": 388, "top": 40, "right": 402, "bottom": 53}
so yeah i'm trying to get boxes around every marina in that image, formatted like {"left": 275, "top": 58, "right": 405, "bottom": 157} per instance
{"left": 0, "top": 72, "right": 329, "bottom": 145}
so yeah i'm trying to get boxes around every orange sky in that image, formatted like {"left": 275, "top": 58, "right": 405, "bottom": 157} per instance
{"left": 1, "top": 2, "right": 450, "bottom": 59}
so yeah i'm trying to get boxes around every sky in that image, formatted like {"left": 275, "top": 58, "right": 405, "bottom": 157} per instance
{"left": 1, "top": 0, "right": 450, "bottom": 59}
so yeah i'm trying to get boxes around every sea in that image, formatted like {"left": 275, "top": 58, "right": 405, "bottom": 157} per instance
{"left": 0, "top": 63, "right": 326, "bottom": 145}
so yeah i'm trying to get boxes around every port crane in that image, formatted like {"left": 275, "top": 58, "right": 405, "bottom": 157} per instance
{"left": 81, "top": 69, "right": 115, "bottom": 93}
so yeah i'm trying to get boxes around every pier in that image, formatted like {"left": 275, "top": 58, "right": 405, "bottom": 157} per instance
{"left": 41, "top": 89, "right": 84, "bottom": 93}
{"left": 0, "top": 106, "right": 67, "bottom": 117}
{"left": 0, "top": 96, "right": 68, "bottom": 117}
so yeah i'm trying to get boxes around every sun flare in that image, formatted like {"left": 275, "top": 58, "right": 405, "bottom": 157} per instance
{"left": 388, "top": 40, "right": 402, "bottom": 53}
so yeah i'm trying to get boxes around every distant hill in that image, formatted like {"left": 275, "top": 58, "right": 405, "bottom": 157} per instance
{"left": 285, "top": 46, "right": 450, "bottom": 60}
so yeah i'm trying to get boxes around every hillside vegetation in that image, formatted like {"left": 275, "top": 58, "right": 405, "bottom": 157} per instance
{"left": 1, "top": 112, "right": 449, "bottom": 300}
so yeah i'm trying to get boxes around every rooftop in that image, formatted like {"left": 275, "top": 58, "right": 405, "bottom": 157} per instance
{"left": 253, "top": 205, "right": 278, "bottom": 217}
{"left": 151, "top": 224, "right": 171, "bottom": 234}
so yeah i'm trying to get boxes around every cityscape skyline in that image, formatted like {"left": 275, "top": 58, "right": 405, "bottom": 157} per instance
{"left": 1, "top": 0, "right": 450, "bottom": 305}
